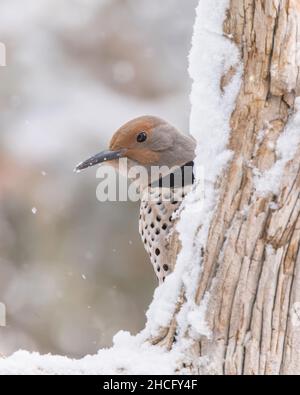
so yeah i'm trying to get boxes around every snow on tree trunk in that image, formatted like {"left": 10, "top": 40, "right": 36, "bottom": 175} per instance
{"left": 145, "top": 0, "right": 300, "bottom": 375}
{"left": 1, "top": 0, "right": 300, "bottom": 376}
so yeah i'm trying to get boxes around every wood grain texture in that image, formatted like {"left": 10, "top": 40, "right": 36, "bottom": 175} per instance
{"left": 148, "top": 0, "right": 300, "bottom": 375}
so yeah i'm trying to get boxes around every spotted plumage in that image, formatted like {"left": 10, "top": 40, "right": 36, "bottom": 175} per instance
{"left": 75, "top": 116, "right": 196, "bottom": 286}
{"left": 139, "top": 186, "right": 191, "bottom": 284}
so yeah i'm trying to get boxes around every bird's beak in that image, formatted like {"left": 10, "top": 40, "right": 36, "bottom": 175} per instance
{"left": 75, "top": 149, "right": 124, "bottom": 172}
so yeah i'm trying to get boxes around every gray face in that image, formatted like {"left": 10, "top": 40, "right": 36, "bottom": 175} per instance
{"left": 148, "top": 123, "right": 196, "bottom": 168}
{"left": 75, "top": 116, "right": 196, "bottom": 187}
{"left": 125, "top": 124, "right": 196, "bottom": 188}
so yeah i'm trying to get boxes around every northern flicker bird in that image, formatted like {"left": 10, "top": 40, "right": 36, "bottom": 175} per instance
{"left": 76, "top": 116, "right": 196, "bottom": 284}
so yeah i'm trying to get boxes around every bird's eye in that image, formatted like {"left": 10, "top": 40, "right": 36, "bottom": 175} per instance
{"left": 137, "top": 132, "right": 147, "bottom": 143}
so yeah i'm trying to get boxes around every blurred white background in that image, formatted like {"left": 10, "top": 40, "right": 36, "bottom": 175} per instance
{"left": 0, "top": 0, "right": 197, "bottom": 357}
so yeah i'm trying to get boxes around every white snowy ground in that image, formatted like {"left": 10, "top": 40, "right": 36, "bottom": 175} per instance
{"left": 0, "top": 0, "right": 242, "bottom": 374}
{"left": 0, "top": 332, "right": 182, "bottom": 375}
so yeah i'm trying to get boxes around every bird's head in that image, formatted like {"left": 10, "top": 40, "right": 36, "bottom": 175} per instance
{"left": 75, "top": 116, "right": 196, "bottom": 184}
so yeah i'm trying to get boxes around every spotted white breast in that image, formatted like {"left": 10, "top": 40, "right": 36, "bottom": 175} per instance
{"left": 139, "top": 186, "right": 191, "bottom": 284}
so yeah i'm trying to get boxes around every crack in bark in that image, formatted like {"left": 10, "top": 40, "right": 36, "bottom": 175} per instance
{"left": 149, "top": 0, "right": 300, "bottom": 375}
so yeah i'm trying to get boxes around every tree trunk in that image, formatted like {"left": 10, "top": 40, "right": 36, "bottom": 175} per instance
{"left": 150, "top": 0, "right": 300, "bottom": 375}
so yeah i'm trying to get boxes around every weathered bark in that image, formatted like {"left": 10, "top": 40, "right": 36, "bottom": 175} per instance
{"left": 150, "top": 0, "right": 300, "bottom": 375}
